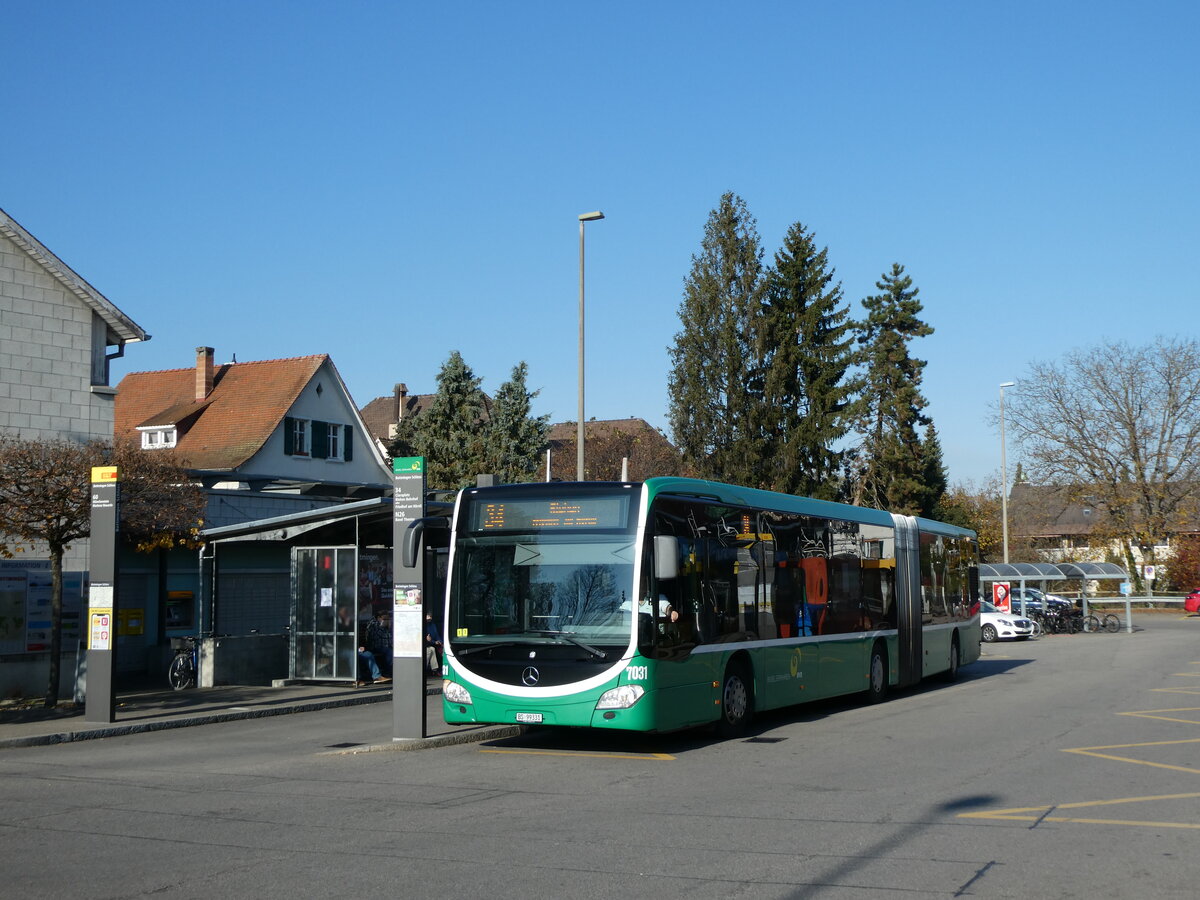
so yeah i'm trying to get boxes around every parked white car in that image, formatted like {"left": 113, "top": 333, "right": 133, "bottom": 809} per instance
{"left": 980, "top": 599, "right": 1034, "bottom": 642}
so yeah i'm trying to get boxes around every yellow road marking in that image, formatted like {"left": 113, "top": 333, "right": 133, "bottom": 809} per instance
{"left": 1062, "top": 737, "right": 1200, "bottom": 775}
{"left": 961, "top": 662, "right": 1200, "bottom": 831}
{"left": 960, "top": 791, "right": 1200, "bottom": 829}
{"left": 480, "top": 748, "right": 675, "bottom": 760}
{"left": 1118, "top": 707, "right": 1200, "bottom": 726}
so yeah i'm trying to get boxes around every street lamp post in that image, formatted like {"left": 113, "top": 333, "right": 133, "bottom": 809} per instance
{"left": 999, "top": 381, "right": 1016, "bottom": 564}
{"left": 577, "top": 210, "right": 604, "bottom": 481}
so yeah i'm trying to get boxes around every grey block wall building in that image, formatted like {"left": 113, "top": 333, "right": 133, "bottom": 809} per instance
{"left": 1, "top": 207, "right": 151, "bottom": 697}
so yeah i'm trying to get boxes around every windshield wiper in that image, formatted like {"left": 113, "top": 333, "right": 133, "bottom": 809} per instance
{"left": 454, "top": 642, "right": 508, "bottom": 658}
{"left": 528, "top": 630, "right": 608, "bottom": 660}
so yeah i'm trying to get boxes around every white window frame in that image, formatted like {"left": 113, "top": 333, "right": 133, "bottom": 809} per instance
{"left": 292, "top": 418, "right": 308, "bottom": 456}
{"left": 138, "top": 427, "right": 177, "bottom": 449}
{"left": 326, "top": 423, "right": 342, "bottom": 461}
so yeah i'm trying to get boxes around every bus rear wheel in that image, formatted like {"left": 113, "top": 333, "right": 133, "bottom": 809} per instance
{"left": 717, "top": 661, "right": 754, "bottom": 738}
{"left": 940, "top": 633, "right": 960, "bottom": 682}
{"left": 867, "top": 643, "right": 888, "bottom": 704}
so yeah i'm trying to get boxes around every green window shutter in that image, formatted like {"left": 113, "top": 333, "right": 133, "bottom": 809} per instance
{"left": 284, "top": 417, "right": 295, "bottom": 455}
{"left": 311, "top": 420, "right": 329, "bottom": 459}
{"left": 344, "top": 425, "right": 353, "bottom": 461}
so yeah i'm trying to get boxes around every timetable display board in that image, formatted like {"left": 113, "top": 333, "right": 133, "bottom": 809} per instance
{"left": 471, "top": 495, "right": 630, "bottom": 532}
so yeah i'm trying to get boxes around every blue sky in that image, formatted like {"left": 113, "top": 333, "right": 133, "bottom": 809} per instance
{"left": 6, "top": 1, "right": 1196, "bottom": 487}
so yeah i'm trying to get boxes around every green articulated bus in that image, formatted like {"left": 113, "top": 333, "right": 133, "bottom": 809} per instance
{"left": 440, "top": 477, "right": 980, "bottom": 736}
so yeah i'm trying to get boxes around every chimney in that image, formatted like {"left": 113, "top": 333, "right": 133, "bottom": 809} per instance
{"left": 196, "top": 347, "right": 215, "bottom": 401}
{"left": 394, "top": 383, "right": 408, "bottom": 421}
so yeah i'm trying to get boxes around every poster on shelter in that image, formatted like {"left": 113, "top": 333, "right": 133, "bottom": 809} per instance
{"left": 992, "top": 581, "right": 1011, "bottom": 613}
{"left": 0, "top": 561, "right": 85, "bottom": 652}
{"left": 0, "top": 570, "right": 25, "bottom": 649}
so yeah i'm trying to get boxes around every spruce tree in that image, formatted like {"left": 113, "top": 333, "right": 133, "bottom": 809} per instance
{"left": 920, "top": 421, "right": 949, "bottom": 518}
{"left": 756, "top": 221, "right": 857, "bottom": 499}
{"left": 852, "top": 263, "right": 934, "bottom": 514}
{"left": 485, "top": 362, "right": 550, "bottom": 483}
{"left": 668, "top": 192, "right": 765, "bottom": 482}
{"left": 403, "top": 351, "right": 490, "bottom": 489}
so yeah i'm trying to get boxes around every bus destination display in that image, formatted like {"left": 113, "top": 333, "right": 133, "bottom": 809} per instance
{"left": 473, "top": 496, "right": 629, "bottom": 531}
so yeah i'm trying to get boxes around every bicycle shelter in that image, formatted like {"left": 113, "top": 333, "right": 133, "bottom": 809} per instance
{"left": 978, "top": 561, "right": 1132, "bottom": 631}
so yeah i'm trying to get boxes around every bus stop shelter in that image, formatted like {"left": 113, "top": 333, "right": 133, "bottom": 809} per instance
{"left": 978, "top": 561, "right": 1132, "bottom": 631}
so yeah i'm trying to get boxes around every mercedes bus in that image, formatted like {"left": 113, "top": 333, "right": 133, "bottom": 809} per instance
{"left": 438, "top": 477, "right": 980, "bottom": 736}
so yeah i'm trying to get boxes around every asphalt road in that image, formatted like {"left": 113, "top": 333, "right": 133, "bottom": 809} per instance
{"left": 3, "top": 614, "right": 1200, "bottom": 899}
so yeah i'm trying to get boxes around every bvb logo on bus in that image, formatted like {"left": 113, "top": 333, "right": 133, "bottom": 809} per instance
{"left": 790, "top": 648, "right": 802, "bottom": 679}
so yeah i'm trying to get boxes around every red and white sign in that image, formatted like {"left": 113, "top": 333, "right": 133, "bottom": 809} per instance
{"left": 992, "top": 582, "right": 1011, "bottom": 613}
{"left": 90, "top": 610, "right": 112, "bottom": 650}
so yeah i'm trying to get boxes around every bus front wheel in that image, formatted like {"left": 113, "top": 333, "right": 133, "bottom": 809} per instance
{"left": 717, "top": 661, "right": 754, "bottom": 738}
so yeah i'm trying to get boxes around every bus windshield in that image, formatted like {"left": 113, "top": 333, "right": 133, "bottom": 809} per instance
{"left": 448, "top": 487, "right": 639, "bottom": 651}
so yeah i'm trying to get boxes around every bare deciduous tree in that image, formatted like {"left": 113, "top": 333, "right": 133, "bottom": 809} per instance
{"left": 0, "top": 437, "right": 205, "bottom": 707}
{"left": 548, "top": 422, "right": 687, "bottom": 483}
{"left": 1003, "top": 336, "right": 1200, "bottom": 583}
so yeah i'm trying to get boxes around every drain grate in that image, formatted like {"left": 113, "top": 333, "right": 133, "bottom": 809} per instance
{"left": 743, "top": 736, "right": 786, "bottom": 743}
{"left": 325, "top": 742, "right": 363, "bottom": 749}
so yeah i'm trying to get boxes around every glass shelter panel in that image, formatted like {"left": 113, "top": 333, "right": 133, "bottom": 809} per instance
{"left": 291, "top": 547, "right": 359, "bottom": 681}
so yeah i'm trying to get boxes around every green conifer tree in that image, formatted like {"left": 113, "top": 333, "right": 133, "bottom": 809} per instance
{"left": 756, "top": 221, "right": 858, "bottom": 499}
{"left": 920, "top": 421, "right": 949, "bottom": 518}
{"left": 852, "top": 263, "right": 935, "bottom": 514}
{"left": 668, "top": 192, "right": 765, "bottom": 482}
{"left": 485, "top": 362, "right": 550, "bottom": 483}
{"left": 402, "top": 351, "right": 490, "bottom": 489}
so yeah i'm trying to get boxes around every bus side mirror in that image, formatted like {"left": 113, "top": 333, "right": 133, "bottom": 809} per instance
{"left": 654, "top": 536, "right": 678, "bottom": 580}
{"left": 402, "top": 517, "right": 449, "bottom": 569}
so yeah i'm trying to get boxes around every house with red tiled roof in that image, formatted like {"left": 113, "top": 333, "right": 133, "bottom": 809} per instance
{"left": 359, "top": 383, "right": 435, "bottom": 454}
{"left": 116, "top": 347, "right": 391, "bottom": 526}
{"left": 105, "top": 348, "right": 394, "bottom": 688}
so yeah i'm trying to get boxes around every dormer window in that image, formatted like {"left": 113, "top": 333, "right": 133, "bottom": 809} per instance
{"left": 139, "top": 426, "right": 177, "bottom": 449}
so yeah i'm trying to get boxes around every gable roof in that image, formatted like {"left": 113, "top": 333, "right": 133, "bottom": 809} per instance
{"left": 116, "top": 355, "right": 328, "bottom": 471}
{"left": 0, "top": 206, "right": 149, "bottom": 343}
{"left": 1008, "top": 482, "right": 1200, "bottom": 538}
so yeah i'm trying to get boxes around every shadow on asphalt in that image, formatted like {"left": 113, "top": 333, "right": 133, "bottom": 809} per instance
{"left": 474, "top": 659, "right": 1036, "bottom": 758}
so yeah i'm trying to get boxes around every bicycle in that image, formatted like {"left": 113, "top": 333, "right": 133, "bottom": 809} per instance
{"left": 168, "top": 635, "right": 200, "bottom": 690}
{"left": 1040, "top": 608, "right": 1081, "bottom": 634}
{"left": 1082, "top": 610, "right": 1122, "bottom": 633}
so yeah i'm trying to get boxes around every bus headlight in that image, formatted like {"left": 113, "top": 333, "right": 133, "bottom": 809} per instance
{"left": 595, "top": 684, "right": 645, "bottom": 710}
{"left": 443, "top": 680, "right": 472, "bottom": 704}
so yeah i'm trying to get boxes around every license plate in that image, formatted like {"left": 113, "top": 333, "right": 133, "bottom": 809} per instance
{"left": 515, "top": 713, "right": 543, "bottom": 724}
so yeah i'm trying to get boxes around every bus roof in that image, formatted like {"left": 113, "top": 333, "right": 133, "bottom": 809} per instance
{"left": 643, "top": 477, "right": 976, "bottom": 539}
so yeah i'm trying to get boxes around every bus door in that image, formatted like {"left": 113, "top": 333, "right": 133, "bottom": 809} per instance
{"left": 891, "top": 515, "right": 922, "bottom": 688}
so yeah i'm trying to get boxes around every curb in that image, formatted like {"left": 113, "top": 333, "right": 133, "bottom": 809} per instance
{"left": 331, "top": 724, "right": 525, "bottom": 753}
{"left": 0, "top": 686, "right": 444, "bottom": 750}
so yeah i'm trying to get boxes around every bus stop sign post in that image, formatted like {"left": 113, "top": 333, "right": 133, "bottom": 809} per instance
{"left": 392, "top": 457, "right": 427, "bottom": 740}
{"left": 85, "top": 466, "right": 120, "bottom": 723}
